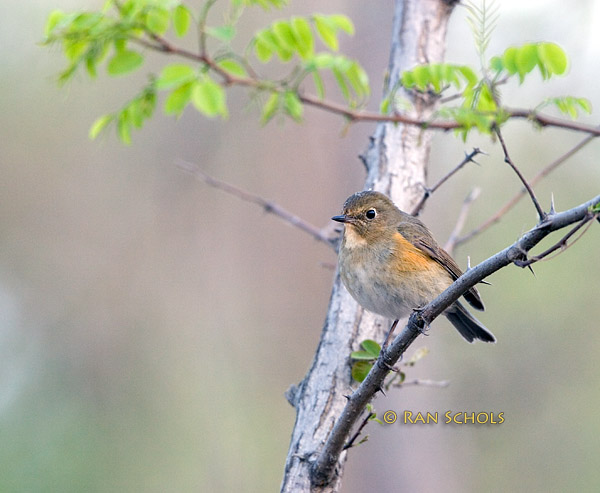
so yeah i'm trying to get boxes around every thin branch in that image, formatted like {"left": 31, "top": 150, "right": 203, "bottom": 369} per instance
{"left": 494, "top": 125, "right": 546, "bottom": 220}
{"left": 311, "top": 193, "right": 600, "bottom": 486}
{"left": 397, "top": 378, "right": 450, "bottom": 388}
{"left": 343, "top": 411, "right": 374, "bottom": 450}
{"left": 177, "top": 161, "right": 337, "bottom": 247}
{"left": 456, "top": 131, "right": 597, "bottom": 247}
{"left": 411, "top": 148, "right": 484, "bottom": 216}
{"left": 444, "top": 187, "right": 481, "bottom": 254}
{"left": 514, "top": 212, "right": 597, "bottom": 267}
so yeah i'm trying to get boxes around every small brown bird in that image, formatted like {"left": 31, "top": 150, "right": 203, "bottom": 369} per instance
{"left": 332, "top": 191, "right": 495, "bottom": 343}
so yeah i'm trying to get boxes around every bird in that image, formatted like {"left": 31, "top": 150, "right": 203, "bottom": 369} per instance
{"left": 332, "top": 190, "right": 495, "bottom": 344}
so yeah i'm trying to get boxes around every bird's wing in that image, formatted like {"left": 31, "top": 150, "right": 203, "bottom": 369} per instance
{"left": 398, "top": 219, "right": 485, "bottom": 311}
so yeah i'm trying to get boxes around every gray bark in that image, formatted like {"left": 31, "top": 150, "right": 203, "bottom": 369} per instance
{"left": 280, "top": 1, "right": 458, "bottom": 491}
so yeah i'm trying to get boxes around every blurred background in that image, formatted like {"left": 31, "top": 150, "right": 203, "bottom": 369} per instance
{"left": 2, "top": 0, "right": 600, "bottom": 491}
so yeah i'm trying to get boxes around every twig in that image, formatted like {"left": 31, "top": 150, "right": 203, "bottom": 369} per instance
{"left": 311, "top": 193, "right": 600, "bottom": 486}
{"left": 456, "top": 131, "right": 597, "bottom": 247}
{"left": 514, "top": 212, "right": 597, "bottom": 267}
{"left": 411, "top": 148, "right": 484, "bottom": 216}
{"left": 177, "top": 160, "right": 337, "bottom": 247}
{"left": 342, "top": 411, "right": 374, "bottom": 450}
{"left": 444, "top": 187, "right": 481, "bottom": 254}
{"left": 397, "top": 378, "right": 450, "bottom": 388}
{"left": 494, "top": 125, "right": 546, "bottom": 221}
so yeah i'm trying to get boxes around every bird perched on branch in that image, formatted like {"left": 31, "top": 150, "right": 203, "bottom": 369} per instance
{"left": 332, "top": 191, "right": 495, "bottom": 343}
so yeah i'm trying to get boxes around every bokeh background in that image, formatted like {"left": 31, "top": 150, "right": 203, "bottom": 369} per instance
{"left": 2, "top": 1, "right": 600, "bottom": 491}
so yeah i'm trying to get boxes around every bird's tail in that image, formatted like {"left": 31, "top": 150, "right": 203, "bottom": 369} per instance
{"left": 445, "top": 302, "right": 496, "bottom": 343}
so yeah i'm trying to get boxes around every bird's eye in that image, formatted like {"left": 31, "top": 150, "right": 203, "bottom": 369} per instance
{"left": 365, "top": 208, "right": 377, "bottom": 220}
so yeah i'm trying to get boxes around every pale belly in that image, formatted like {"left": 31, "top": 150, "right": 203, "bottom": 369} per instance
{"left": 339, "top": 247, "right": 452, "bottom": 320}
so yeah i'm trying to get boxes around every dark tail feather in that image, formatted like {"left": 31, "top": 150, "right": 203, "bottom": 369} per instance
{"left": 445, "top": 302, "right": 496, "bottom": 343}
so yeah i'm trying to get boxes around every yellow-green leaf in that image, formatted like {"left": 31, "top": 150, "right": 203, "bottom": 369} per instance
{"left": 217, "top": 59, "right": 247, "bottom": 77}
{"left": 89, "top": 114, "right": 113, "bottom": 139}
{"left": 45, "top": 9, "right": 65, "bottom": 37}
{"left": 283, "top": 91, "right": 303, "bottom": 121}
{"left": 107, "top": 49, "right": 144, "bottom": 76}
{"left": 291, "top": 17, "right": 313, "bottom": 59}
{"left": 538, "top": 42, "right": 568, "bottom": 75}
{"left": 261, "top": 93, "right": 280, "bottom": 124}
{"left": 329, "top": 14, "right": 354, "bottom": 35}
{"left": 173, "top": 4, "right": 191, "bottom": 37}
{"left": 191, "top": 79, "right": 227, "bottom": 118}
{"left": 146, "top": 7, "right": 170, "bottom": 35}
{"left": 314, "top": 15, "right": 338, "bottom": 51}
{"left": 155, "top": 64, "right": 196, "bottom": 90}
{"left": 164, "top": 82, "right": 194, "bottom": 116}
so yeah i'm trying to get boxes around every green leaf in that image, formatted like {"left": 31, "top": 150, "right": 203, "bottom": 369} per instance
{"left": 173, "top": 4, "right": 191, "bottom": 37}
{"left": 291, "top": 17, "right": 314, "bottom": 59}
{"left": 332, "top": 66, "right": 350, "bottom": 101}
{"left": 217, "top": 59, "right": 247, "bottom": 77}
{"left": 117, "top": 110, "right": 131, "bottom": 144}
{"left": 311, "top": 71, "right": 325, "bottom": 99}
{"left": 89, "top": 114, "right": 113, "bottom": 139}
{"left": 261, "top": 93, "right": 280, "bottom": 124}
{"left": 360, "top": 339, "right": 381, "bottom": 358}
{"left": 351, "top": 361, "right": 373, "bottom": 383}
{"left": 164, "top": 82, "right": 194, "bottom": 116}
{"left": 45, "top": 9, "right": 66, "bottom": 37}
{"left": 329, "top": 14, "right": 354, "bottom": 35}
{"left": 207, "top": 25, "right": 236, "bottom": 42}
{"left": 272, "top": 21, "right": 296, "bottom": 53}
{"left": 489, "top": 55, "right": 503, "bottom": 73}
{"left": 191, "top": 79, "right": 228, "bottom": 118}
{"left": 155, "top": 64, "right": 196, "bottom": 90}
{"left": 346, "top": 61, "right": 370, "bottom": 98}
{"left": 283, "top": 91, "right": 303, "bottom": 121}
{"left": 501, "top": 46, "right": 518, "bottom": 74}
{"left": 107, "top": 49, "right": 144, "bottom": 76}
{"left": 515, "top": 43, "right": 538, "bottom": 82}
{"left": 146, "top": 7, "right": 170, "bottom": 35}
{"left": 254, "top": 33, "right": 274, "bottom": 62}
{"left": 537, "top": 42, "right": 568, "bottom": 75}
{"left": 314, "top": 15, "right": 338, "bottom": 51}
{"left": 412, "top": 65, "right": 430, "bottom": 90}
{"left": 350, "top": 351, "right": 376, "bottom": 360}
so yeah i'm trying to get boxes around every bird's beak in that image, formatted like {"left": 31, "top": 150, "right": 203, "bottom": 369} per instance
{"left": 331, "top": 214, "right": 349, "bottom": 223}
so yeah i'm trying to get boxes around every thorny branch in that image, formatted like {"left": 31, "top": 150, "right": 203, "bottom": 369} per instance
{"left": 311, "top": 193, "right": 600, "bottom": 487}
{"left": 513, "top": 211, "right": 598, "bottom": 267}
{"left": 456, "top": 131, "right": 598, "bottom": 247}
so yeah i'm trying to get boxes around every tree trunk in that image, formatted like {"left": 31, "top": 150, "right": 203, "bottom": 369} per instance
{"left": 281, "top": 1, "right": 458, "bottom": 491}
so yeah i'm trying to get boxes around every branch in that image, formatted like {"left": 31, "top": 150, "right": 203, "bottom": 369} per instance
{"left": 129, "top": 33, "right": 600, "bottom": 138}
{"left": 177, "top": 161, "right": 337, "bottom": 247}
{"left": 411, "top": 148, "right": 484, "bottom": 216}
{"left": 310, "top": 193, "right": 600, "bottom": 486}
{"left": 494, "top": 125, "right": 546, "bottom": 220}
{"left": 513, "top": 211, "right": 597, "bottom": 267}
{"left": 456, "top": 131, "right": 597, "bottom": 247}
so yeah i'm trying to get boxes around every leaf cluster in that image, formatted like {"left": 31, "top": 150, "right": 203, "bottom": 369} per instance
{"left": 43, "top": 1, "right": 592, "bottom": 144}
